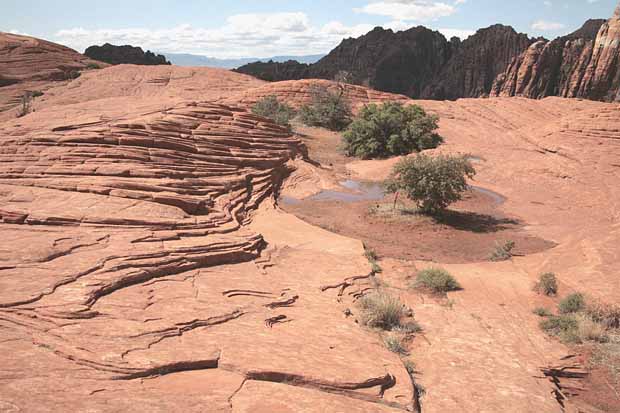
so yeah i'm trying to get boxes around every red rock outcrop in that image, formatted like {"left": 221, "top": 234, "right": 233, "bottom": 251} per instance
{"left": 0, "top": 32, "right": 104, "bottom": 115}
{"left": 492, "top": 7, "right": 620, "bottom": 101}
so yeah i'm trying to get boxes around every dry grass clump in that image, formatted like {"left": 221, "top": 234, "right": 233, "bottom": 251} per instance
{"left": 384, "top": 334, "right": 408, "bottom": 355}
{"left": 413, "top": 268, "right": 461, "bottom": 293}
{"left": 586, "top": 301, "right": 620, "bottom": 329}
{"left": 533, "top": 307, "right": 553, "bottom": 317}
{"left": 359, "top": 292, "right": 404, "bottom": 330}
{"left": 489, "top": 240, "right": 515, "bottom": 261}
{"left": 534, "top": 272, "right": 558, "bottom": 296}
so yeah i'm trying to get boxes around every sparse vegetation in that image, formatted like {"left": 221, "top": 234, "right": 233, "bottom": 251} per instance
{"left": 251, "top": 95, "right": 296, "bottom": 128}
{"left": 586, "top": 301, "right": 620, "bottom": 329}
{"left": 384, "top": 334, "right": 408, "bottom": 355}
{"left": 413, "top": 268, "right": 461, "bottom": 293}
{"left": 534, "top": 272, "right": 558, "bottom": 296}
{"left": 538, "top": 295, "right": 618, "bottom": 346}
{"left": 86, "top": 62, "right": 101, "bottom": 70}
{"left": 558, "top": 293, "right": 586, "bottom": 314}
{"left": 385, "top": 154, "right": 476, "bottom": 215}
{"left": 395, "top": 320, "right": 423, "bottom": 335}
{"left": 16, "top": 92, "right": 34, "bottom": 118}
{"left": 363, "top": 245, "right": 382, "bottom": 273}
{"left": 358, "top": 292, "right": 404, "bottom": 330}
{"left": 31, "top": 90, "right": 44, "bottom": 98}
{"left": 403, "top": 359, "right": 416, "bottom": 375}
{"left": 299, "top": 84, "right": 352, "bottom": 131}
{"left": 540, "top": 314, "right": 580, "bottom": 343}
{"left": 342, "top": 102, "right": 443, "bottom": 159}
{"left": 489, "top": 240, "right": 515, "bottom": 262}
{"left": 533, "top": 307, "right": 553, "bottom": 317}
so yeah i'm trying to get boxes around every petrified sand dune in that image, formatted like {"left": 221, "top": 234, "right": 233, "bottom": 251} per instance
{"left": 0, "top": 32, "right": 104, "bottom": 117}
{"left": 1, "top": 56, "right": 619, "bottom": 412}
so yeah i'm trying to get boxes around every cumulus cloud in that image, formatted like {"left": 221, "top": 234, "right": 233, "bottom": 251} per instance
{"left": 53, "top": 13, "right": 374, "bottom": 58}
{"left": 531, "top": 20, "right": 566, "bottom": 31}
{"left": 355, "top": 1, "right": 457, "bottom": 22}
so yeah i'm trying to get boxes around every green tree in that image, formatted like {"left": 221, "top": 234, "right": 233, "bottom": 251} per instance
{"left": 342, "top": 102, "right": 443, "bottom": 159}
{"left": 385, "top": 154, "right": 476, "bottom": 215}
{"left": 251, "top": 95, "right": 296, "bottom": 128}
{"left": 299, "top": 84, "right": 352, "bottom": 131}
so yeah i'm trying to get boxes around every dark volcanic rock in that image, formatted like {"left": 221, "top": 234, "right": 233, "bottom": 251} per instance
{"left": 85, "top": 43, "right": 171, "bottom": 66}
{"left": 423, "top": 25, "right": 534, "bottom": 99}
{"left": 236, "top": 25, "right": 530, "bottom": 100}
{"left": 236, "top": 4, "right": 620, "bottom": 103}
{"left": 234, "top": 59, "right": 310, "bottom": 81}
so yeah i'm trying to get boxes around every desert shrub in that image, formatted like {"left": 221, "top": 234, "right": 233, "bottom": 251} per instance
{"left": 489, "top": 240, "right": 515, "bottom": 262}
{"left": 396, "top": 320, "right": 422, "bottom": 335}
{"left": 540, "top": 314, "right": 580, "bottom": 343}
{"left": 384, "top": 334, "right": 408, "bottom": 355}
{"left": 31, "top": 90, "right": 44, "bottom": 98}
{"left": 414, "top": 268, "right": 461, "bottom": 293}
{"left": 299, "top": 84, "right": 352, "bottom": 131}
{"left": 577, "top": 314, "right": 609, "bottom": 343}
{"left": 558, "top": 293, "right": 585, "bottom": 314}
{"left": 534, "top": 272, "right": 558, "bottom": 296}
{"left": 359, "top": 292, "right": 404, "bottom": 330}
{"left": 363, "top": 246, "right": 382, "bottom": 273}
{"left": 385, "top": 154, "right": 476, "bottom": 215}
{"left": 586, "top": 301, "right": 620, "bottom": 329}
{"left": 251, "top": 95, "right": 296, "bottom": 128}
{"left": 533, "top": 307, "right": 553, "bottom": 317}
{"left": 86, "top": 63, "right": 101, "bottom": 70}
{"left": 342, "top": 102, "right": 443, "bottom": 159}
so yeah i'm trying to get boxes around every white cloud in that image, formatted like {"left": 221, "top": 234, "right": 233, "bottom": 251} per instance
{"left": 53, "top": 13, "right": 375, "bottom": 58}
{"left": 355, "top": 1, "right": 457, "bottom": 22}
{"left": 438, "top": 28, "right": 475, "bottom": 39}
{"left": 543, "top": 1, "right": 552, "bottom": 7}
{"left": 531, "top": 20, "right": 566, "bottom": 31}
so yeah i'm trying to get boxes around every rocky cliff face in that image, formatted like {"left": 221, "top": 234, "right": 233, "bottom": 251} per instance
{"left": 85, "top": 43, "right": 171, "bottom": 65}
{"left": 236, "top": 5, "right": 620, "bottom": 103}
{"left": 237, "top": 25, "right": 532, "bottom": 99}
{"left": 491, "top": 16, "right": 619, "bottom": 101}
{"left": 423, "top": 25, "right": 534, "bottom": 99}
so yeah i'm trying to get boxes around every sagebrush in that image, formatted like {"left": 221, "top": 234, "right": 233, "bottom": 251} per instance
{"left": 299, "top": 84, "right": 352, "bottom": 131}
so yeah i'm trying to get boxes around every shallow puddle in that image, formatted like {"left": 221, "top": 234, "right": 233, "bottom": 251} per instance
{"left": 280, "top": 179, "right": 506, "bottom": 206}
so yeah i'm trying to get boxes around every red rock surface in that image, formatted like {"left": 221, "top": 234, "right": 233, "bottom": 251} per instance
{"left": 1, "top": 41, "right": 620, "bottom": 412}
{"left": 0, "top": 32, "right": 104, "bottom": 117}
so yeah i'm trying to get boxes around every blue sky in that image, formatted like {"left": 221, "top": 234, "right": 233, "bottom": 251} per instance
{"left": 2, "top": 0, "right": 617, "bottom": 58}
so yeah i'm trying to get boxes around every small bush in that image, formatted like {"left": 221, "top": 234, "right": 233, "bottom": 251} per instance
{"left": 31, "top": 90, "right": 44, "bottom": 98}
{"left": 342, "top": 102, "right": 443, "bottom": 159}
{"left": 363, "top": 246, "right": 382, "bottom": 273}
{"left": 385, "top": 154, "right": 476, "bottom": 215}
{"left": 540, "top": 314, "right": 580, "bottom": 343}
{"left": 577, "top": 314, "right": 608, "bottom": 343}
{"left": 396, "top": 320, "right": 423, "bottom": 335}
{"left": 414, "top": 268, "right": 461, "bottom": 293}
{"left": 359, "top": 292, "right": 404, "bottom": 330}
{"left": 534, "top": 272, "right": 558, "bottom": 296}
{"left": 384, "top": 334, "right": 408, "bottom": 355}
{"left": 86, "top": 63, "right": 101, "bottom": 70}
{"left": 299, "top": 84, "right": 352, "bottom": 131}
{"left": 558, "top": 293, "right": 585, "bottom": 314}
{"left": 533, "top": 307, "right": 553, "bottom": 317}
{"left": 586, "top": 301, "right": 620, "bottom": 329}
{"left": 489, "top": 240, "right": 515, "bottom": 262}
{"left": 251, "top": 95, "right": 296, "bottom": 128}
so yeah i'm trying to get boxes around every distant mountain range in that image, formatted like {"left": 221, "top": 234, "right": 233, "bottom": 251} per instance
{"left": 236, "top": 4, "right": 620, "bottom": 103}
{"left": 161, "top": 53, "right": 325, "bottom": 69}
